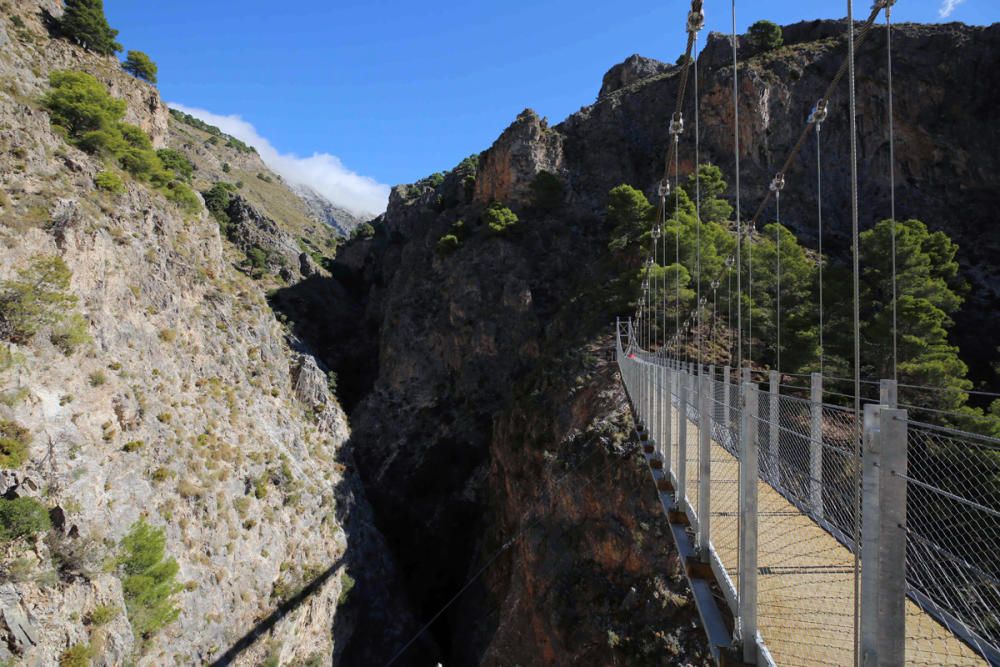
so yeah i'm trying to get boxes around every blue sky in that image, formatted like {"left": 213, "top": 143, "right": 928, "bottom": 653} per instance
{"left": 106, "top": 0, "right": 997, "bottom": 213}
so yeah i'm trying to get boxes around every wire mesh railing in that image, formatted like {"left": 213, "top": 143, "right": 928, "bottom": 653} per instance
{"left": 900, "top": 419, "right": 1000, "bottom": 664}
{"left": 615, "top": 323, "right": 998, "bottom": 666}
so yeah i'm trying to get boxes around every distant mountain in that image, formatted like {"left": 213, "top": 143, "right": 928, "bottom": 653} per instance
{"left": 292, "top": 183, "right": 370, "bottom": 236}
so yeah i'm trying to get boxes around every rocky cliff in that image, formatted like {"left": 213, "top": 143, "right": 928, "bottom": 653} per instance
{"left": 308, "top": 17, "right": 1000, "bottom": 666}
{"left": 0, "top": 2, "right": 413, "bottom": 665}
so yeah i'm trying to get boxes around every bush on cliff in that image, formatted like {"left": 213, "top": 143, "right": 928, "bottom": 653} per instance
{"left": 122, "top": 50, "right": 158, "bottom": 84}
{"left": 117, "top": 519, "right": 181, "bottom": 642}
{"left": 42, "top": 71, "right": 200, "bottom": 214}
{"left": 156, "top": 149, "right": 193, "bottom": 182}
{"left": 55, "top": 0, "right": 121, "bottom": 56}
{"left": 0, "top": 497, "right": 51, "bottom": 542}
{"left": 748, "top": 20, "right": 783, "bottom": 52}
{"left": 0, "top": 419, "right": 31, "bottom": 468}
{"left": 483, "top": 202, "right": 518, "bottom": 234}
{"left": 436, "top": 233, "right": 460, "bottom": 256}
{"left": 0, "top": 255, "right": 90, "bottom": 354}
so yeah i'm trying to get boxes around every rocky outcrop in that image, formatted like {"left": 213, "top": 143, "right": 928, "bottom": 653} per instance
{"left": 225, "top": 194, "right": 317, "bottom": 279}
{"left": 474, "top": 109, "right": 565, "bottom": 206}
{"left": 599, "top": 54, "right": 673, "bottom": 98}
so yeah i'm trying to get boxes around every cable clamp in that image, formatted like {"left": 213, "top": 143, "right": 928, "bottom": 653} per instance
{"left": 657, "top": 180, "right": 671, "bottom": 197}
{"left": 808, "top": 99, "right": 829, "bottom": 126}
{"left": 769, "top": 172, "right": 785, "bottom": 193}
{"left": 669, "top": 112, "right": 685, "bottom": 136}
{"left": 686, "top": 7, "right": 705, "bottom": 33}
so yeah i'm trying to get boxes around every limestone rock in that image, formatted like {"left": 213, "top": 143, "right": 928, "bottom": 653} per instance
{"left": 598, "top": 53, "right": 672, "bottom": 98}
{"left": 474, "top": 109, "right": 564, "bottom": 206}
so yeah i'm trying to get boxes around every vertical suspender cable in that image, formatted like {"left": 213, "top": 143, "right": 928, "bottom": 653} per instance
{"left": 695, "top": 31, "right": 702, "bottom": 371}
{"left": 747, "top": 221, "right": 753, "bottom": 366}
{"left": 732, "top": 0, "right": 742, "bottom": 370}
{"left": 776, "top": 193, "right": 781, "bottom": 372}
{"left": 847, "top": 2, "right": 863, "bottom": 664}
{"left": 674, "top": 130, "right": 682, "bottom": 359}
{"left": 887, "top": 3, "right": 898, "bottom": 382}
{"left": 728, "top": 265, "right": 734, "bottom": 363}
{"left": 770, "top": 172, "right": 784, "bottom": 373}
{"left": 816, "top": 119, "right": 825, "bottom": 376}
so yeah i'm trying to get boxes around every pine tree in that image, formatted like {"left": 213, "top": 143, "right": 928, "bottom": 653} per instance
{"left": 122, "top": 50, "right": 158, "bottom": 84}
{"left": 58, "top": 0, "right": 122, "bottom": 56}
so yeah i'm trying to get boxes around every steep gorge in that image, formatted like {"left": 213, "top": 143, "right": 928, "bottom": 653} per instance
{"left": 1, "top": 4, "right": 998, "bottom": 665}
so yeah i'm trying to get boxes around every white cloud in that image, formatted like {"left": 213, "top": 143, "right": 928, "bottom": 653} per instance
{"left": 169, "top": 103, "right": 389, "bottom": 216}
{"left": 939, "top": 0, "right": 965, "bottom": 18}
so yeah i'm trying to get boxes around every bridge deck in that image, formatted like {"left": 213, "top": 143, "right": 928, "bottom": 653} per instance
{"left": 668, "top": 406, "right": 985, "bottom": 666}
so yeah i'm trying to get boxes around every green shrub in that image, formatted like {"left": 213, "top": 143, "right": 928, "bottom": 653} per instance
{"left": 338, "top": 572, "right": 355, "bottom": 605}
{"left": 59, "top": 643, "right": 93, "bottom": 667}
{"left": 51, "top": 312, "right": 91, "bottom": 354}
{"left": 87, "top": 603, "right": 119, "bottom": 626}
{"left": 117, "top": 519, "right": 181, "bottom": 640}
{"left": 0, "top": 420, "right": 30, "bottom": 468}
{"left": 424, "top": 172, "right": 445, "bottom": 188}
{"left": 94, "top": 170, "right": 124, "bottom": 193}
{"left": 202, "top": 182, "right": 236, "bottom": 233}
{"left": 55, "top": 0, "right": 121, "bottom": 56}
{"left": 483, "top": 202, "right": 518, "bottom": 234}
{"left": 122, "top": 50, "right": 157, "bottom": 84}
{"left": 529, "top": 170, "right": 563, "bottom": 211}
{"left": 227, "top": 137, "right": 254, "bottom": 154}
{"left": 0, "top": 255, "right": 84, "bottom": 348}
{"left": 436, "top": 234, "right": 460, "bottom": 256}
{"left": 164, "top": 182, "right": 200, "bottom": 215}
{"left": 247, "top": 247, "right": 268, "bottom": 271}
{"left": 42, "top": 71, "right": 199, "bottom": 213}
{"left": 88, "top": 370, "right": 106, "bottom": 387}
{"left": 123, "top": 440, "right": 143, "bottom": 453}
{"left": 42, "top": 71, "right": 126, "bottom": 138}
{"left": 155, "top": 149, "right": 193, "bottom": 183}
{"left": 0, "top": 497, "right": 51, "bottom": 542}
{"left": 747, "top": 20, "right": 783, "bottom": 52}
{"left": 350, "top": 222, "right": 375, "bottom": 240}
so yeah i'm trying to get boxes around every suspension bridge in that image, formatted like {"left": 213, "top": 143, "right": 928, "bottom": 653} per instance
{"left": 616, "top": 1, "right": 1000, "bottom": 665}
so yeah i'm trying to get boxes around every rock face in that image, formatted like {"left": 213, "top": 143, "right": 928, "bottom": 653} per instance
{"left": 309, "top": 18, "right": 1000, "bottom": 666}
{"left": 598, "top": 53, "right": 673, "bottom": 98}
{"left": 225, "top": 194, "right": 317, "bottom": 280}
{"left": 474, "top": 109, "right": 565, "bottom": 206}
{"left": 0, "top": 3, "right": 415, "bottom": 665}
